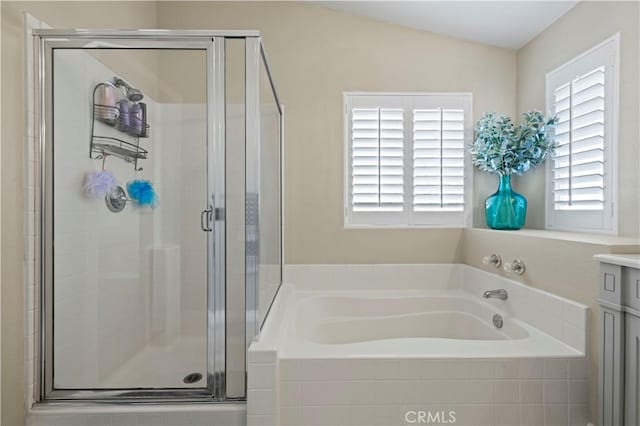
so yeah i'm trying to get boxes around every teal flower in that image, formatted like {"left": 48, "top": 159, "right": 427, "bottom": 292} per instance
{"left": 469, "top": 111, "right": 558, "bottom": 176}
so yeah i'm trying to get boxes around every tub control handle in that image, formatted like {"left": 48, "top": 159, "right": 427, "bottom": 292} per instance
{"left": 504, "top": 258, "right": 526, "bottom": 275}
{"left": 482, "top": 254, "right": 502, "bottom": 268}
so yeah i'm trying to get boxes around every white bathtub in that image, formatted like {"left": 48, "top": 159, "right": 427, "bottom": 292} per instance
{"left": 298, "top": 293, "right": 528, "bottom": 344}
{"left": 247, "top": 264, "right": 591, "bottom": 426}
{"left": 264, "top": 264, "right": 587, "bottom": 359}
{"left": 287, "top": 290, "right": 583, "bottom": 359}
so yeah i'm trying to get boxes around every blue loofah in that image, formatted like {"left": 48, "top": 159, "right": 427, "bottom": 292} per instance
{"left": 83, "top": 170, "right": 117, "bottom": 198}
{"left": 126, "top": 179, "right": 158, "bottom": 208}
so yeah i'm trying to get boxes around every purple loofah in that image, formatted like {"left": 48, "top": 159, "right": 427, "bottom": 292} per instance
{"left": 83, "top": 170, "right": 117, "bottom": 198}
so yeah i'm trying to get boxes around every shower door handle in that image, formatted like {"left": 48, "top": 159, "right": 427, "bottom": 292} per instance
{"left": 201, "top": 205, "right": 213, "bottom": 232}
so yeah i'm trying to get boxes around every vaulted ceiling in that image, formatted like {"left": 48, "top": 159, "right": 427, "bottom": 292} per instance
{"left": 315, "top": 1, "right": 578, "bottom": 49}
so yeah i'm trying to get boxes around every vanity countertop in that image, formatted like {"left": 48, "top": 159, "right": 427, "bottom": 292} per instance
{"left": 594, "top": 254, "right": 640, "bottom": 269}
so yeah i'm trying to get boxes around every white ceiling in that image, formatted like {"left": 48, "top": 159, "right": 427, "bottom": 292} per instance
{"left": 314, "top": 1, "right": 578, "bottom": 49}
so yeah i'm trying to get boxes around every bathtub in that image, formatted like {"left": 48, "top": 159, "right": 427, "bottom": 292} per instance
{"left": 288, "top": 291, "right": 582, "bottom": 359}
{"left": 247, "top": 264, "right": 591, "bottom": 426}
{"left": 298, "top": 293, "right": 528, "bottom": 343}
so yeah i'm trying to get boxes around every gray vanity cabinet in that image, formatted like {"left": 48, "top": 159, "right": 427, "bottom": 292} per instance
{"left": 626, "top": 314, "right": 640, "bottom": 426}
{"left": 597, "top": 255, "right": 640, "bottom": 426}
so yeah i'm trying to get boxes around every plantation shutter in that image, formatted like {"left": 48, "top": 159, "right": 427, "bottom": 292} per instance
{"left": 545, "top": 35, "right": 618, "bottom": 233}
{"left": 351, "top": 107, "right": 404, "bottom": 212}
{"left": 413, "top": 108, "right": 465, "bottom": 212}
{"left": 551, "top": 66, "right": 605, "bottom": 211}
{"left": 345, "top": 93, "right": 472, "bottom": 227}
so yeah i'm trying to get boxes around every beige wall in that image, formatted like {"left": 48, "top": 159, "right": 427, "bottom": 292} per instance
{"left": 155, "top": 1, "right": 518, "bottom": 264}
{"left": 1, "top": 2, "right": 638, "bottom": 426}
{"left": 1, "top": 3, "right": 158, "bottom": 425}
{"left": 516, "top": 1, "right": 640, "bottom": 237}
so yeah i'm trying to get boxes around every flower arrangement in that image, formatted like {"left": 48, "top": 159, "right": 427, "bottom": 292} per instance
{"left": 469, "top": 111, "right": 558, "bottom": 176}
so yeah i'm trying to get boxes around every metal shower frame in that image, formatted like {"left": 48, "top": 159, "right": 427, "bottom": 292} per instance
{"left": 33, "top": 29, "right": 283, "bottom": 404}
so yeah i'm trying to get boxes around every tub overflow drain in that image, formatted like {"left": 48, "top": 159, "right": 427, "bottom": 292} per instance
{"left": 493, "top": 314, "right": 504, "bottom": 329}
{"left": 183, "top": 373, "right": 203, "bottom": 384}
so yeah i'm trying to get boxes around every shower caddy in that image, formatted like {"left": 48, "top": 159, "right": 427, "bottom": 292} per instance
{"left": 90, "top": 81, "right": 149, "bottom": 171}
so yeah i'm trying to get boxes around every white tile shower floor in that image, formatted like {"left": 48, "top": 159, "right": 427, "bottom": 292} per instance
{"left": 100, "top": 336, "right": 207, "bottom": 389}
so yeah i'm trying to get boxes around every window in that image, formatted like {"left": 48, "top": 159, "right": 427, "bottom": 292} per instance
{"left": 344, "top": 93, "right": 472, "bottom": 227}
{"left": 545, "top": 34, "right": 619, "bottom": 233}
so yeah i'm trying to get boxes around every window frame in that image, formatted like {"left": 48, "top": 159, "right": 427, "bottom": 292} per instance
{"left": 343, "top": 92, "right": 473, "bottom": 228}
{"left": 544, "top": 33, "right": 620, "bottom": 234}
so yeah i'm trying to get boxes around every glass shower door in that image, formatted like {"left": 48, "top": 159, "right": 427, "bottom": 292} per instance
{"left": 43, "top": 39, "right": 218, "bottom": 399}
{"left": 38, "top": 32, "right": 283, "bottom": 403}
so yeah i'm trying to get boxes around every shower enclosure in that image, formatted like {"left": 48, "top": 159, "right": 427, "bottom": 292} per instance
{"left": 34, "top": 30, "right": 282, "bottom": 402}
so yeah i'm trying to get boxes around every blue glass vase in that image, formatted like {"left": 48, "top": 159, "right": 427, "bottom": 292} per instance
{"left": 485, "top": 174, "right": 527, "bottom": 230}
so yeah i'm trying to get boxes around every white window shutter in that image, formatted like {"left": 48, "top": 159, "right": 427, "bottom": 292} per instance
{"left": 345, "top": 93, "right": 472, "bottom": 227}
{"left": 413, "top": 108, "right": 465, "bottom": 212}
{"left": 552, "top": 66, "right": 605, "bottom": 211}
{"left": 410, "top": 94, "right": 472, "bottom": 227}
{"left": 351, "top": 108, "right": 404, "bottom": 212}
{"left": 545, "top": 34, "right": 618, "bottom": 233}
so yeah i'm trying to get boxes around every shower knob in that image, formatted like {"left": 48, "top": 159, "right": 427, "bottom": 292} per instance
{"left": 105, "top": 186, "right": 128, "bottom": 213}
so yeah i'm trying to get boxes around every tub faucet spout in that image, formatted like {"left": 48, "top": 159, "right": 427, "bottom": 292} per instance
{"left": 483, "top": 289, "right": 508, "bottom": 300}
